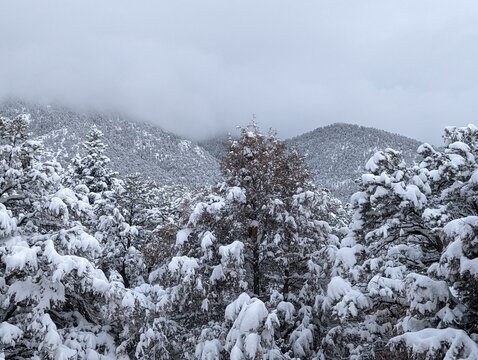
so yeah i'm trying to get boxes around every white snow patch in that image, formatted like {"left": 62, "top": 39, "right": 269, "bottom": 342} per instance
{"left": 0, "top": 322, "right": 23, "bottom": 346}
{"left": 389, "top": 328, "right": 478, "bottom": 359}
{"left": 168, "top": 256, "right": 199, "bottom": 276}
{"left": 176, "top": 228, "right": 192, "bottom": 246}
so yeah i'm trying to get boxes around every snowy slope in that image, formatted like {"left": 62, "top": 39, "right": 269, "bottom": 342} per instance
{"left": 201, "top": 123, "right": 422, "bottom": 202}
{"left": 1, "top": 100, "right": 423, "bottom": 201}
{"left": 199, "top": 134, "right": 230, "bottom": 161}
{"left": 287, "top": 123, "right": 422, "bottom": 202}
{"left": 0, "top": 100, "right": 220, "bottom": 187}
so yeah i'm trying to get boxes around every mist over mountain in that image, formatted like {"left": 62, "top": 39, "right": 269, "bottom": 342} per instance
{"left": 0, "top": 100, "right": 423, "bottom": 202}
{"left": 0, "top": 100, "right": 220, "bottom": 187}
{"left": 198, "top": 134, "right": 231, "bottom": 161}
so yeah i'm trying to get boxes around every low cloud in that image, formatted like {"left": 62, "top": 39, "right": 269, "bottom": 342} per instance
{"left": 1, "top": 0, "right": 478, "bottom": 144}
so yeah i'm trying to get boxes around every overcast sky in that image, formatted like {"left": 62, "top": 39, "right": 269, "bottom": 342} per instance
{"left": 1, "top": 1, "right": 478, "bottom": 144}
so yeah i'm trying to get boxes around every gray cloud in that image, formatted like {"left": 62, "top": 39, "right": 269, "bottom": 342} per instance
{"left": 1, "top": 0, "right": 478, "bottom": 144}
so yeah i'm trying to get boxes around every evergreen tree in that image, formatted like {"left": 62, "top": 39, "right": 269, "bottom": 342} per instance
{"left": 0, "top": 115, "right": 115, "bottom": 358}
{"left": 220, "top": 121, "right": 317, "bottom": 298}
{"left": 68, "top": 126, "right": 118, "bottom": 198}
{"left": 114, "top": 173, "right": 162, "bottom": 228}
{"left": 323, "top": 125, "right": 478, "bottom": 359}
{"left": 388, "top": 125, "right": 478, "bottom": 358}
{"left": 152, "top": 122, "right": 346, "bottom": 358}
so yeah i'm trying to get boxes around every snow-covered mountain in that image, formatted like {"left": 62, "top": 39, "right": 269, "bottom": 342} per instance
{"left": 287, "top": 123, "right": 422, "bottom": 202}
{"left": 0, "top": 100, "right": 220, "bottom": 187}
{"left": 0, "top": 101, "right": 423, "bottom": 201}
{"left": 198, "top": 134, "right": 230, "bottom": 161}
{"left": 201, "top": 123, "right": 422, "bottom": 202}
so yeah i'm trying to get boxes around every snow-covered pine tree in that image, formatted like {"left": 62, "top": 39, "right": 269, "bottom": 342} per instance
{"left": 323, "top": 125, "right": 478, "bottom": 359}
{"left": 388, "top": 125, "right": 478, "bottom": 358}
{"left": 151, "top": 121, "right": 346, "bottom": 358}
{"left": 67, "top": 130, "right": 150, "bottom": 289}
{"left": 220, "top": 121, "right": 317, "bottom": 299}
{"left": 321, "top": 147, "right": 434, "bottom": 358}
{"left": 68, "top": 126, "right": 118, "bottom": 198}
{"left": 141, "top": 183, "right": 192, "bottom": 274}
{"left": 96, "top": 205, "right": 143, "bottom": 288}
{"left": 0, "top": 114, "right": 118, "bottom": 358}
{"left": 145, "top": 186, "right": 247, "bottom": 357}
{"left": 96, "top": 173, "right": 162, "bottom": 288}
{"left": 114, "top": 173, "right": 163, "bottom": 229}
{"left": 0, "top": 114, "right": 54, "bottom": 221}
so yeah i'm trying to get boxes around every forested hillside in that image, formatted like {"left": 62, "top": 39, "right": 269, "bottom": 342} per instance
{"left": 0, "top": 101, "right": 424, "bottom": 204}
{"left": 0, "top": 113, "right": 477, "bottom": 359}
{"left": 287, "top": 123, "right": 422, "bottom": 202}
{"left": 0, "top": 100, "right": 220, "bottom": 187}
{"left": 199, "top": 124, "right": 422, "bottom": 203}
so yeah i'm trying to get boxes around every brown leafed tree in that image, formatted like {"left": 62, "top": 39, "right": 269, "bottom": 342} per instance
{"left": 220, "top": 120, "right": 313, "bottom": 297}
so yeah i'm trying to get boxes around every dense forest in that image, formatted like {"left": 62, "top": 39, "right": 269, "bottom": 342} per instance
{"left": 1, "top": 114, "right": 477, "bottom": 359}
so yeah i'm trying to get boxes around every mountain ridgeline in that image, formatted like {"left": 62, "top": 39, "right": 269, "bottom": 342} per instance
{"left": 287, "top": 123, "right": 422, "bottom": 202}
{"left": 201, "top": 124, "right": 422, "bottom": 202}
{"left": 0, "top": 100, "right": 220, "bottom": 187}
{"left": 0, "top": 101, "right": 422, "bottom": 202}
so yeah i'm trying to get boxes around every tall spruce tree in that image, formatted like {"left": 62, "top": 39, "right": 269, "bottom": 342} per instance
{"left": 220, "top": 121, "right": 315, "bottom": 298}
{"left": 0, "top": 115, "right": 117, "bottom": 358}
{"left": 321, "top": 148, "right": 432, "bottom": 358}
{"left": 322, "top": 125, "right": 478, "bottom": 359}
{"left": 388, "top": 125, "right": 478, "bottom": 358}
{"left": 68, "top": 126, "right": 118, "bottom": 198}
{"left": 151, "top": 121, "right": 345, "bottom": 358}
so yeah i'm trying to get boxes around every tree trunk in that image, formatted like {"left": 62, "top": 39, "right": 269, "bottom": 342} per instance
{"left": 249, "top": 225, "right": 260, "bottom": 297}
{"left": 120, "top": 261, "right": 130, "bottom": 288}
{"left": 283, "top": 268, "right": 290, "bottom": 298}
